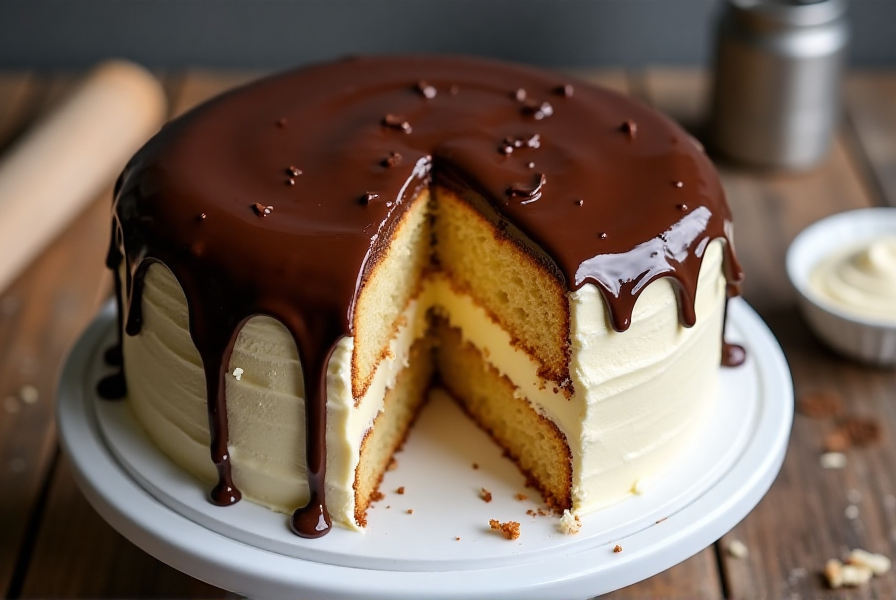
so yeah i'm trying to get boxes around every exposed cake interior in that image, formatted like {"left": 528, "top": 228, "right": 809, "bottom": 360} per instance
{"left": 123, "top": 179, "right": 728, "bottom": 530}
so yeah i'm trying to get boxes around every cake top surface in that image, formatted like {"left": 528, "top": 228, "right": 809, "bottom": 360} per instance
{"left": 115, "top": 54, "right": 739, "bottom": 334}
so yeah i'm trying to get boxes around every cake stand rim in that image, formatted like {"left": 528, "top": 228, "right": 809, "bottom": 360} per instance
{"left": 56, "top": 297, "right": 792, "bottom": 600}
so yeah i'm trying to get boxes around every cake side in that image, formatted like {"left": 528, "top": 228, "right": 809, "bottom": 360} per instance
{"left": 121, "top": 237, "right": 727, "bottom": 527}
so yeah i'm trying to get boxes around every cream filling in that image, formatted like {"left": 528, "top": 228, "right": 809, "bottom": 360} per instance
{"left": 810, "top": 235, "right": 896, "bottom": 323}
{"left": 123, "top": 239, "right": 726, "bottom": 529}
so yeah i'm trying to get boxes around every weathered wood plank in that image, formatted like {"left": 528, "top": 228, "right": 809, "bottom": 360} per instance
{"left": 845, "top": 71, "right": 896, "bottom": 207}
{"left": 0, "top": 73, "right": 111, "bottom": 598}
{"left": 0, "top": 73, "right": 42, "bottom": 596}
{"left": 20, "top": 454, "right": 234, "bottom": 599}
{"left": 638, "top": 68, "right": 896, "bottom": 599}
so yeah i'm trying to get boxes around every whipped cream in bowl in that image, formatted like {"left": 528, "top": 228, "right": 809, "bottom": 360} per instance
{"left": 787, "top": 208, "right": 896, "bottom": 366}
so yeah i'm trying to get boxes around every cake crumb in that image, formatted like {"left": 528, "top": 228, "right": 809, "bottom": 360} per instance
{"left": 396, "top": 486, "right": 405, "bottom": 495}
{"left": 613, "top": 544, "right": 623, "bottom": 553}
{"left": 526, "top": 509, "right": 536, "bottom": 516}
{"left": 406, "top": 509, "right": 413, "bottom": 514}
{"left": 825, "top": 417, "right": 883, "bottom": 452}
{"left": 489, "top": 519, "right": 521, "bottom": 540}
{"left": 825, "top": 559, "right": 872, "bottom": 588}
{"left": 370, "top": 491, "right": 384, "bottom": 502}
{"left": 386, "top": 505, "right": 390, "bottom": 509}
{"left": 480, "top": 488, "right": 493, "bottom": 503}
{"left": 847, "top": 549, "right": 891, "bottom": 575}
{"left": 472, "top": 462, "right": 479, "bottom": 470}
{"left": 824, "top": 429, "right": 851, "bottom": 452}
{"left": 797, "top": 390, "right": 843, "bottom": 418}
{"left": 843, "top": 417, "right": 882, "bottom": 447}
{"left": 559, "top": 509, "right": 581, "bottom": 534}
{"left": 515, "top": 493, "right": 528, "bottom": 501}
{"left": 455, "top": 537, "right": 460, "bottom": 541}
{"left": 386, "top": 457, "right": 398, "bottom": 471}
{"left": 820, "top": 452, "right": 847, "bottom": 469}
{"left": 19, "top": 385, "right": 38, "bottom": 404}
{"left": 232, "top": 367, "right": 244, "bottom": 381}
{"left": 727, "top": 539, "right": 749, "bottom": 559}
{"left": 537, "top": 508, "right": 547, "bottom": 517}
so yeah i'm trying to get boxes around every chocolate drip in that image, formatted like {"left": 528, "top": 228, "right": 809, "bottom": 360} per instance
{"left": 722, "top": 287, "right": 747, "bottom": 367}
{"left": 723, "top": 342, "right": 747, "bottom": 367}
{"left": 289, "top": 336, "right": 339, "bottom": 538}
{"left": 106, "top": 55, "right": 744, "bottom": 538}
{"left": 97, "top": 370, "right": 127, "bottom": 400}
{"left": 98, "top": 224, "right": 127, "bottom": 400}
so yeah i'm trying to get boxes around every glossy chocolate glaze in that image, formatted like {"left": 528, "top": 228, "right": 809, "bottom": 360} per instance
{"left": 105, "top": 55, "right": 743, "bottom": 538}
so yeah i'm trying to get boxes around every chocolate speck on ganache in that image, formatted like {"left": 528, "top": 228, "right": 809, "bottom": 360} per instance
{"left": 514, "top": 88, "right": 527, "bottom": 102}
{"left": 286, "top": 178, "right": 295, "bottom": 186}
{"left": 507, "top": 173, "right": 546, "bottom": 203}
{"left": 416, "top": 80, "right": 437, "bottom": 99}
{"left": 383, "top": 114, "right": 412, "bottom": 133}
{"left": 673, "top": 181, "right": 684, "bottom": 188}
{"left": 527, "top": 161, "right": 535, "bottom": 169}
{"left": 276, "top": 118, "right": 287, "bottom": 128}
{"left": 287, "top": 166, "right": 303, "bottom": 177}
{"left": 599, "top": 232, "right": 608, "bottom": 239}
{"left": 620, "top": 119, "right": 637, "bottom": 138}
{"left": 197, "top": 212, "right": 207, "bottom": 221}
{"left": 678, "top": 203, "right": 689, "bottom": 211}
{"left": 522, "top": 100, "right": 553, "bottom": 120}
{"left": 382, "top": 151, "right": 402, "bottom": 168}
{"left": 499, "top": 144, "right": 514, "bottom": 155}
{"left": 555, "top": 84, "right": 574, "bottom": 98}
{"left": 449, "top": 85, "right": 459, "bottom": 95}
{"left": 252, "top": 203, "right": 273, "bottom": 217}
{"left": 575, "top": 199, "right": 584, "bottom": 206}
{"left": 504, "top": 134, "right": 540, "bottom": 150}
{"left": 359, "top": 192, "right": 379, "bottom": 205}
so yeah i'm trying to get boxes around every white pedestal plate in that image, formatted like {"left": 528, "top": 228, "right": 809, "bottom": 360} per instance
{"left": 57, "top": 298, "right": 792, "bottom": 599}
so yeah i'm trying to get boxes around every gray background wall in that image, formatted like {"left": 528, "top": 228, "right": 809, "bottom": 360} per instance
{"left": 0, "top": 0, "right": 894, "bottom": 69}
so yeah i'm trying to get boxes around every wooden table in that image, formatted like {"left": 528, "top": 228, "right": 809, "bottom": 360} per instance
{"left": 1, "top": 67, "right": 896, "bottom": 599}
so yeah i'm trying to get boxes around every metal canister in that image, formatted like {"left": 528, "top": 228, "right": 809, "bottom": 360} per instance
{"left": 708, "top": 0, "right": 850, "bottom": 169}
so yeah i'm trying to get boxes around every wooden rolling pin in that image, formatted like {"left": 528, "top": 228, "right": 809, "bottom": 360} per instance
{"left": 0, "top": 60, "right": 167, "bottom": 293}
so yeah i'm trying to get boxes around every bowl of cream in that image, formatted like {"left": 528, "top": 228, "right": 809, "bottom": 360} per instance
{"left": 787, "top": 208, "right": 896, "bottom": 366}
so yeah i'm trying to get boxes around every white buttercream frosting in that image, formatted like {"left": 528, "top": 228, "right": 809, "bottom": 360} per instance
{"left": 122, "top": 239, "right": 726, "bottom": 528}
{"left": 810, "top": 236, "right": 896, "bottom": 322}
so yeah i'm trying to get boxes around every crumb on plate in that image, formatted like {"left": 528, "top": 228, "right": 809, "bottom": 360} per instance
{"left": 489, "top": 519, "right": 520, "bottom": 540}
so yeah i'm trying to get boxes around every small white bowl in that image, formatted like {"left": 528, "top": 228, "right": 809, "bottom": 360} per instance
{"left": 786, "top": 207, "right": 896, "bottom": 367}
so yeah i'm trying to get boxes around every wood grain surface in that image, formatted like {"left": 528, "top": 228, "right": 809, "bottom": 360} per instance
{"left": 1, "top": 67, "right": 895, "bottom": 599}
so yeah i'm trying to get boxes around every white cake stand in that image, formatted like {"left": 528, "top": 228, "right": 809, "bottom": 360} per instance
{"left": 57, "top": 298, "right": 792, "bottom": 600}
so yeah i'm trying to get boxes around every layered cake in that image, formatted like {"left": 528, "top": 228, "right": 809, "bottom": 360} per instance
{"left": 102, "top": 55, "right": 744, "bottom": 538}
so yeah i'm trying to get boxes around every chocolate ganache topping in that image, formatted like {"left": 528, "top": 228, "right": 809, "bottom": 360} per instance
{"left": 104, "top": 55, "right": 743, "bottom": 538}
